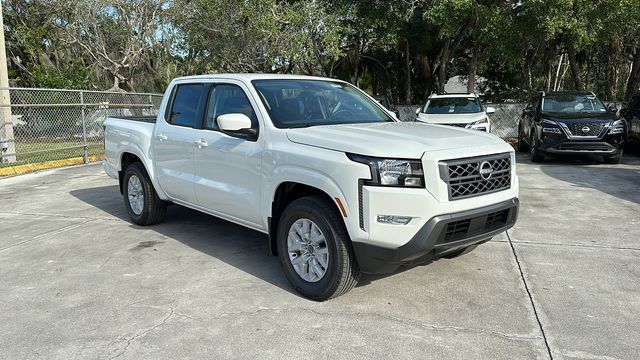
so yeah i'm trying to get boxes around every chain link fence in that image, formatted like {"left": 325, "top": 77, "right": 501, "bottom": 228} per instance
{"left": 396, "top": 103, "right": 526, "bottom": 139}
{"left": 0, "top": 88, "right": 162, "bottom": 168}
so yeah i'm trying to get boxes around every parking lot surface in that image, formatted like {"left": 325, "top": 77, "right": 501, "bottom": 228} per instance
{"left": 1, "top": 153, "right": 639, "bottom": 360}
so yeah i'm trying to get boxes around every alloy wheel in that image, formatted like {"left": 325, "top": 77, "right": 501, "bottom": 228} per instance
{"left": 287, "top": 218, "right": 329, "bottom": 283}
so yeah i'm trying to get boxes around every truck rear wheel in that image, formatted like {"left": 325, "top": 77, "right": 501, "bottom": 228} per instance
{"left": 123, "top": 162, "right": 167, "bottom": 226}
{"left": 276, "top": 196, "right": 361, "bottom": 301}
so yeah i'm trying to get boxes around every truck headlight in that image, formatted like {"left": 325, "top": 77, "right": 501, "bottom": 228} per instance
{"left": 347, "top": 154, "right": 424, "bottom": 188}
{"left": 608, "top": 120, "right": 625, "bottom": 135}
{"left": 466, "top": 118, "right": 488, "bottom": 129}
{"left": 541, "top": 119, "right": 563, "bottom": 134}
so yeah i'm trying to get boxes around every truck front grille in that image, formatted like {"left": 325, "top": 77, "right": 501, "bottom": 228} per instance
{"left": 562, "top": 122, "right": 606, "bottom": 137}
{"left": 439, "top": 153, "right": 511, "bottom": 200}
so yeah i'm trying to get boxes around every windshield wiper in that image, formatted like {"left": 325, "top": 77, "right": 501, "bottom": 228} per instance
{"left": 287, "top": 123, "right": 315, "bottom": 129}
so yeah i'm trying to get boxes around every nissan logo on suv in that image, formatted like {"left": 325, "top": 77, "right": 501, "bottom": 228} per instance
{"left": 582, "top": 126, "right": 591, "bottom": 134}
{"left": 479, "top": 161, "right": 494, "bottom": 180}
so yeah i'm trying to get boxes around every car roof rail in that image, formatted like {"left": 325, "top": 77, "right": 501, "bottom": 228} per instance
{"left": 539, "top": 91, "right": 545, "bottom": 97}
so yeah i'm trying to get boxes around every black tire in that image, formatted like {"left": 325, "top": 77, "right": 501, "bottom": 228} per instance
{"left": 529, "top": 131, "right": 544, "bottom": 163}
{"left": 604, "top": 149, "right": 623, "bottom": 164}
{"left": 517, "top": 122, "right": 528, "bottom": 152}
{"left": 123, "top": 162, "right": 167, "bottom": 225}
{"left": 277, "top": 196, "right": 361, "bottom": 301}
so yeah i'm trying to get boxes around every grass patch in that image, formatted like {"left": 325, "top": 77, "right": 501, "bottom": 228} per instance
{"left": 1, "top": 141, "right": 103, "bottom": 168}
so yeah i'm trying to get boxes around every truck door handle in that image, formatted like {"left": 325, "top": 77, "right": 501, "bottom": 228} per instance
{"left": 195, "top": 139, "right": 208, "bottom": 148}
{"left": 157, "top": 134, "right": 168, "bottom": 141}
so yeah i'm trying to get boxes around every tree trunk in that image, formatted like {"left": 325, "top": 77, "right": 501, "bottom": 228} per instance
{"left": 625, "top": 47, "right": 640, "bottom": 101}
{"left": 467, "top": 42, "right": 482, "bottom": 93}
{"left": 404, "top": 38, "right": 412, "bottom": 104}
{"left": 553, "top": 53, "right": 564, "bottom": 91}
{"left": 566, "top": 43, "right": 584, "bottom": 91}
{"left": 436, "top": 38, "right": 451, "bottom": 94}
{"left": 606, "top": 49, "right": 617, "bottom": 100}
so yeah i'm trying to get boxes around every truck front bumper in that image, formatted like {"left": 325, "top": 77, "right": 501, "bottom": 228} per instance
{"left": 352, "top": 198, "right": 519, "bottom": 274}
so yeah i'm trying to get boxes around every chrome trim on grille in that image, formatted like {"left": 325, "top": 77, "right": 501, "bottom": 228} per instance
{"left": 439, "top": 153, "right": 512, "bottom": 201}
{"left": 559, "top": 121, "right": 610, "bottom": 140}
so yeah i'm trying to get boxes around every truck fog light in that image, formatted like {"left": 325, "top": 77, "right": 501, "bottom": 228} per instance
{"left": 403, "top": 177, "right": 422, "bottom": 187}
{"left": 377, "top": 215, "right": 412, "bottom": 225}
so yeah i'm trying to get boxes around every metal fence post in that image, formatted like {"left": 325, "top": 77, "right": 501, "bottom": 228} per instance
{"left": 80, "top": 90, "right": 88, "bottom": 164}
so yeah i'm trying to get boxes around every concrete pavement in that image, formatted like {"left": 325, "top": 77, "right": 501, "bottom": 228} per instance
{"left": 0, "top": 153, "right": 639, "bottom": 359}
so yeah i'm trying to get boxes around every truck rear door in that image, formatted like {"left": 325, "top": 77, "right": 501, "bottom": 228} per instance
{"left": 153, "top": 83, "right": 206, "bottom": 204}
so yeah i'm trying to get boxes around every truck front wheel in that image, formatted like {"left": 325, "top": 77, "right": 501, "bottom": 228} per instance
{"left": 123, "top": 162, "right": 167, "bottom": 226}
{"left": 276, "top": 196, "right": 361, "bottom": 301}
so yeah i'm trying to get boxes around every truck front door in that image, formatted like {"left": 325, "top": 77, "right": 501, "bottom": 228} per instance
{"left": 193, "top": 82, "right": 264, "bottom": 228}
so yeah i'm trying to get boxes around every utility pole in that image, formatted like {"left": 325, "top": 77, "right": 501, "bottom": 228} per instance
{"left": 0, "top": 4, "right": 16, "bottom": 163}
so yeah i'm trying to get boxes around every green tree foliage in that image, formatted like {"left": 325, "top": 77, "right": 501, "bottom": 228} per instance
{"left": 3, "top": 0, "right": 640, "bottom": 101}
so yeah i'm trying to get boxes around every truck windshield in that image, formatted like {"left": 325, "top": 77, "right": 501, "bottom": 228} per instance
{"left": 423, "top": 98, "right": 482, "bottom": 114}
{"left": 542, "top": 94, "right": 607, "bottom": 113}
{"left": 252, "top": 80, "right": 394, "bottom": 128}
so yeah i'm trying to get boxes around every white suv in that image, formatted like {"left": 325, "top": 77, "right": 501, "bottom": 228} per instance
{"left": 416, "top": 93, "right": 495, "bottom": 132}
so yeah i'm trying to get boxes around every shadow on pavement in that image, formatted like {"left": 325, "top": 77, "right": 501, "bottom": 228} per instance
{"left": 516, "top": 152, "right": 640, "bottom": 205}
{"left": 70, "top": 185, "right": 301, "bottom": 297}
{"left": 70, "top": 185, "right": 487, "bottom": 295}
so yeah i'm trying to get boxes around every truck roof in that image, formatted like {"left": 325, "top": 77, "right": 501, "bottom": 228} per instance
{"left": 428, "top": 93, "right": 478, "bottom": 99}
{"left": 540, "top": 91, "right": 597, "bottom": 97}
{"left": 173, "top": 73, "right": 344, "bottom": 83}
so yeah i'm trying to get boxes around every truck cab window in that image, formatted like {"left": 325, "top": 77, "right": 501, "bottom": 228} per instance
{"left": 167, "top": 84, "right": 204, "bottom": 127}
{"left": 206, "top": 84, "right": 258, "bottom": 130}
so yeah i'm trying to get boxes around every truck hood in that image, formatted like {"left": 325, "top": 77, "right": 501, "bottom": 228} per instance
{"left": 540, "top": 111, "right": 616, "bottom": 123}
{"left": 286, "top": 122, "right": 507, "bottom": 158}
{"left": 416, "top": 112, "right": 486, "bottom": 124}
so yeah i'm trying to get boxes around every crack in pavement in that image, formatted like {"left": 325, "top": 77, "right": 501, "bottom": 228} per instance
{"left": 0, "top": 218, "right": 96, "bottom": 252}
{"left": 506, "top": 231, "right": 554, "bottom": 360}
{"left": 493, "top": 239, "right": 640, "bottom": 252}
{"left": 108, "top": 308, "right": 175, "bottom": 360}
{"left": 0, "top": 211, "right": 121, "bottom": 222}
{"left": 163, "top": 306, "right": 543, "bottom": 344}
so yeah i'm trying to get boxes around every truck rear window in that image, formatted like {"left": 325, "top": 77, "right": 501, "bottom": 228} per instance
{"left": 167, "top": 84, "right": 204, "bottom": 127}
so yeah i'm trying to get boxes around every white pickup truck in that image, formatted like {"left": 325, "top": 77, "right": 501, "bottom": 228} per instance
{"left": 103, "top": 74, "right": 519, "bottom": 300}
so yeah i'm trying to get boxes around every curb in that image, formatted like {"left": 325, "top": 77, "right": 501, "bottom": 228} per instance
{"left": 0, "top": 155, "right": 105, "bottom": 176}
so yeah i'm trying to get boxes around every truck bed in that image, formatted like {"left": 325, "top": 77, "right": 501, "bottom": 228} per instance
{"left": 108, "top": 116, "right": 156, "bottom": 123}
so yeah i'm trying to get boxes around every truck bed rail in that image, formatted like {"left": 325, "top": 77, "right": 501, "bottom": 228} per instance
{"left": 110, "top": 116, "right": 156, "bottom": 123}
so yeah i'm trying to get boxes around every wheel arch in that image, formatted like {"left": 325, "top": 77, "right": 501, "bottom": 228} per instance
{"left": 268, "top": 180, "right": 348, "bottom": 257}
{"left": 118, "top": 151, "right": 168, "bottom": 200}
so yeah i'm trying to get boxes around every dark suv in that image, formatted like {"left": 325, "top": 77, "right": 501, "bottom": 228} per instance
{"left": 517, "top": 91, "right": 626, "bottom": 163}
{"left": 620, "top": 92, "right": 640, "bottom": 144}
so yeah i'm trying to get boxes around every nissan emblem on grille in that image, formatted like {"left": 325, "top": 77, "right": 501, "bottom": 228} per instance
{"left": 582, "top": 126, "right": 591, "bottom": 134}
{"left": 479, "top": 161, "right": 494, "bottom": 180}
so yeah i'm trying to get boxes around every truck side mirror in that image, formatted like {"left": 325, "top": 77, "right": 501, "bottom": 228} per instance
{"left": 217, "top": 113, "right": 257, "bottom": 140}
{"left": 485, "top": 106, "right": 496, "bottom": 114}
{"left": 608, "top": 104, "right": 618, "bottom": 113}
{"left": 415, "top": 108, "right": 421, "bottom": 115}
{"left": 218, "top": 113, "right": 252, "bottom": 131}
{"left": 523, "top": 105, "right": 534, "bottom": 116}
